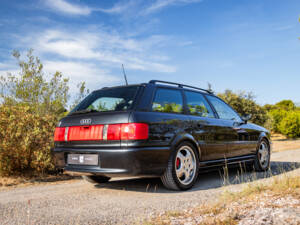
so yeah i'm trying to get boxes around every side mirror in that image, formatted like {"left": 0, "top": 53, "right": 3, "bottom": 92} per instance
{"left": 241, "top": 114, "right": 252, "bottom": 124}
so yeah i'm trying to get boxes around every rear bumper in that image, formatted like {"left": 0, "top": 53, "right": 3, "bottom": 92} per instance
{"left": 52, "top": 147, "right": 171, "bottom": 177}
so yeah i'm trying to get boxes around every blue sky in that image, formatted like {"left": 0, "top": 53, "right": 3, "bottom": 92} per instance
{"left": 0, "top": 0, "right": 299, "bottom": 105}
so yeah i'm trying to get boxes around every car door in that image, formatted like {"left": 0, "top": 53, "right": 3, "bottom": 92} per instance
{"left": 148, "top": 87, "right": 190, "bottom": 147}
{"left": 205, "top": 95, "right": 252, "bottom": 158}
{"left": 184, "top": 90, "right": 233, "bottom": 161}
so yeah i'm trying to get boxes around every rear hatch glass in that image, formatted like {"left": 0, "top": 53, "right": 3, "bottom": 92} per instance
{"left": 71, "top": 85, "right": 139, "bottom": 115}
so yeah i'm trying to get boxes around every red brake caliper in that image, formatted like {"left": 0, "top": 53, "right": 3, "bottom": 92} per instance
{"left": 176, "top": 158, "right": 180, "bottom": 169}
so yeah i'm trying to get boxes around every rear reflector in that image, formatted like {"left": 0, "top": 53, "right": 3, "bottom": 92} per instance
{"left": 68, "top": 125, "right": 103, "bottom": 141}
{"left": 54, "top": 123, "right": 148, "bottom": 142}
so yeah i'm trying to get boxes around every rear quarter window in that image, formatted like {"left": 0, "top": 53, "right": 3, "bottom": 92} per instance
{"left": 152, "top": 88, "right": 183, "bottom": 113}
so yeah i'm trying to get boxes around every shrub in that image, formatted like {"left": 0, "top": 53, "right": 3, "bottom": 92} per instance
{"left": 0, "top": 49, "right": 88, "bottom": 176}
{"left": 218, "top": 90, "right": 269, "bottom": 126}
{"left": 278, "top": 111, "right": 300, "bottom": 138}
{"left": 268, "top": 109, "right": 288, "bottom": 133}
{"left": 0, "top": 105, "right": 57, "bottom": 175}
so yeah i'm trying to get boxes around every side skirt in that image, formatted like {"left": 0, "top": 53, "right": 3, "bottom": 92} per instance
{"left": 199, "top": 154, "right": 255, "bottom": 170}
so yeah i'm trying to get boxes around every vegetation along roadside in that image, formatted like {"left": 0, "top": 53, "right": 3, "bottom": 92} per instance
{"left": 0, "top": 49, "right": 299, "bottom": 180}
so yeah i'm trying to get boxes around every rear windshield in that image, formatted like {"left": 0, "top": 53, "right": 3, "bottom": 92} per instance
{"left": 71, "top": 86, "right": 139, "bottom": 113}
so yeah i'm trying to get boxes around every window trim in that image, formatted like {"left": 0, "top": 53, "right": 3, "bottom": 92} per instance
{"left": 205, "top": 94, "right": 242, "bottom": 122}
{"left": 150, "top": 87, "right": 185, "bottom": 115}
{"left": 183, "top": 90, "right": 216, "bottom": 118}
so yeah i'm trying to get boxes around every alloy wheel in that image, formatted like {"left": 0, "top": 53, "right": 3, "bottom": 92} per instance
{"left": 175, "top": 145, "right": 197, "bottom": 185}
{"left": 258, "top": 141, "right": 269, "bottom": 168}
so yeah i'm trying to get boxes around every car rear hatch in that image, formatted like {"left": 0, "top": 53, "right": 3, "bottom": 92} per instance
{"left": 54, "top": 85, "right": 145, "bottom": 150}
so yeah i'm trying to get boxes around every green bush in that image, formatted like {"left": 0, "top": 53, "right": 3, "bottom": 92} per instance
{"left": 0, "top": 50, "right": 88, "bottom": 176}
{"left": 218, "top": 90, "right": 269, "bottom": 126}
{"left": 278, "top": 112, "right": 300, "bottom": 138}
{"left": 0, "top": 105, "right": 57, "bottom": 175}
{"left": 268, "top": 109, "right": 288, "bottom": 133}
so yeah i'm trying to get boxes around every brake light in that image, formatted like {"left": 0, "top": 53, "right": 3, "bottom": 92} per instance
{"left": 107, "top": 124, "right": 121, "bottom": 140}
{"left": 53, "top": 123, "right": 148, "bottom": 142}
{"left": 54, "top": 127, "right": 66, "bottom": 142}
{"left": 120, "top": 123, "right": 148, "bottom": 140}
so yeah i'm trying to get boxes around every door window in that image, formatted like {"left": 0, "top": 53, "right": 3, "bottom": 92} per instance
{"left": 152, "top": 88, "right": 183, "bottom": 113}
{"left": 206, "top": 95, "right": 242, "bottom": 122}
{"left": 185, "top": 91, "right": 215, "bottom": 118}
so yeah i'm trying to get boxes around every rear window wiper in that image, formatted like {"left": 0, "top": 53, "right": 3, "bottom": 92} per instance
{"left": 69, "top": 109, "right": 99, "bottom": 115}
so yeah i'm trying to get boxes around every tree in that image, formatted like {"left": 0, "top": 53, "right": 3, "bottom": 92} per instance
{"left": 0, "top": 49, "right": 88, "bottom": 175}
{"left": 69, "top": 81, "right": 90, "bottom": 111}
{"left": 218, "top": 90, "right": 269, "bottom": 126}
{"left": 0, "top": 49, "right": 70, "bottom": 117}
{"left": 274, "top": 100, "right": 295, "bottom": 111}
{"left": 278, "top": 112, "right": 300, "bottom": 138}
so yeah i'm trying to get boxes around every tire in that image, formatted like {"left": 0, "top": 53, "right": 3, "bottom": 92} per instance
{"left": 253, "top": 139, "right": 271, "bottom": 172}
{"left": 161, "top": 142, "right": 199, "bottom": 191}
{"left": 82, "top": 175, "right": 111, "bottom": 184}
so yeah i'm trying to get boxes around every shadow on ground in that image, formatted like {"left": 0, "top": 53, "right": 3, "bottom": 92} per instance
{"left": 94, "top": 161, "right": 300, "bottom": 193}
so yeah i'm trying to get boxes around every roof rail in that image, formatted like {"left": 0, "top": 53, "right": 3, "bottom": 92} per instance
{"left": 149, "top": 80, "right": 213, "bottom": 94}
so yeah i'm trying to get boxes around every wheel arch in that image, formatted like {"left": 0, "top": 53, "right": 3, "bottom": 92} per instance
{"left": 170, "top": 133, "right": 202, "bottom": 161}
{"left": 258, "top": 132, "right": 272, "bottom": 152}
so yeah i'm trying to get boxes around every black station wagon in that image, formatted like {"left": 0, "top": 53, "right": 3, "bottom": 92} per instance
{"left": 52, "top": 80, "right": 271, "bottom": 190}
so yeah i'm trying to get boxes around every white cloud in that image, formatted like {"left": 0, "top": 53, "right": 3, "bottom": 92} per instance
{"left": 95, "top": 0, "right": 137, "bottom": 14}
{"left": 0, "top": 61, "right": 19, "bottom": 76}
{"left": 274, "top": 25, "right": 294, "bottom": 31}
{"left": 8, "top": 27, "right": 176, "bottom": 94}
{"left": 43, "top": 60, "right": 120, "bottom": 92}
{"left": 143, "top": 0, "right": 202, "bottom": 15}
{"left": 44, "top": 0, "right": 91, "bottom": 16}
{"left": 64, "top": 0, "right": 202, "bottom": 17}
{"left": 31, "top": 28, "right": 176, "bottom": 73}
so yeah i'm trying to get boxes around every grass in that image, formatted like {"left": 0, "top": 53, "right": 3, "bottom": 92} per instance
{"left": 222, "top": 175, "right": 300, "bottom": 201}
{"left": 0, "top": 173, "right": 80, "bottom": 189}
{"left": 145, "top": 174, "right": 300, "bottom": 225}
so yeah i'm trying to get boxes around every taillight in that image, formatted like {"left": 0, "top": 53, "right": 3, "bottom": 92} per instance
{"left": 54, "top": 127, "right": 66, "bottom": 142}
{"left": 120, "top": 123, "right": 148, "bottom": 140}
{"left": 107, "top": 124, "right": 121, "bottom": 140}
{"left": 54, "top": 123, "right": 148, "bottom": 142}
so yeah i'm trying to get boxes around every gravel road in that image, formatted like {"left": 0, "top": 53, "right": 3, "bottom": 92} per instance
{"left": 1, "top": 149, "right": 300, "bottom": 225}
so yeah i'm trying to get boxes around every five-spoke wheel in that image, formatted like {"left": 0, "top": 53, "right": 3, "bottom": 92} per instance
{"left": 253, "top": 139, "right": 270, "bottom": 172}
{"left": 161, "top": 142, "right": 199, "bottom": 191}
{"left": 175, "top": 146, "right": 197, "bottom": 185}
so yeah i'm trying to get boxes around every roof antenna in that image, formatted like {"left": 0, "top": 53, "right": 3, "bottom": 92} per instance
{"left": 122, "top": 64, "right": 128, "bottom": 86}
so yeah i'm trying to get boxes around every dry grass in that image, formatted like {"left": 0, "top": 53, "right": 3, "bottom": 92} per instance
{"left": 272, "top": 133, "right": 300, "bottom": 152}
{"left": 145, "top": 175, "right": 300, "bottom": 225}
{"left": 0, "top": 174, "right": 80, "bottom": 190}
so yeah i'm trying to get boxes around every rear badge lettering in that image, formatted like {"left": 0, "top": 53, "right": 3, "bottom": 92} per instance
{"left": 80, "top": 118, "right": 92, "bottom": 125}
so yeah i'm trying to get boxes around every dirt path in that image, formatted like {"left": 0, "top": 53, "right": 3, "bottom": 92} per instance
{"left": 1, "top": 150, "right": 300, "bottom": 225}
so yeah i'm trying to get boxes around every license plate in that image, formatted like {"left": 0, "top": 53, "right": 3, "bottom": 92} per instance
{"left": 67, "top": 154, "right": 99, "bottom": 166}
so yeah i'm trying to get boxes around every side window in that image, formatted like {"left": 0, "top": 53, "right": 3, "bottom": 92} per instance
{"left": 185, "top": 91, "right": 215, "bottom": 118}
{"left": 206, "top": 95, "right": 242, "bottom": 121}
{"left": 152, "top": 88, "right": 183, "bottom": 113}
